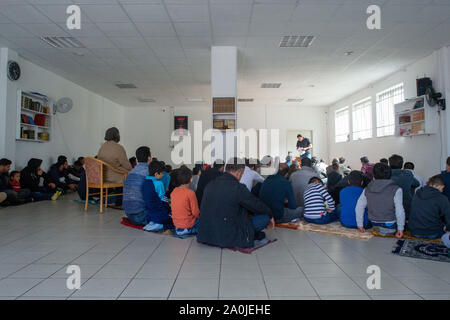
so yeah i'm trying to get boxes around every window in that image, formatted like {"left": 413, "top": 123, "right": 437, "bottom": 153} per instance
{"left": 352, "top": 98, "right": 372, "bottom": 140}
{"left": 376, "top": 83, "right": 404, "bottom": 137}
{"left": 335, "top": 107, "right": 349, "bottom": 143}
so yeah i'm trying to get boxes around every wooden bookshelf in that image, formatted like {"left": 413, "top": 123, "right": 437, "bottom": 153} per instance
{"left": 16, "top": 89, "right": 52, "bottom": 143}
{"left": 394, "top": 96, "right": 438, "bottom": 137}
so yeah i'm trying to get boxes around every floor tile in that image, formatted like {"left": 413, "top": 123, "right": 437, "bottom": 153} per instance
{"left": 170, "top": 278, "right": 219, "bottom": 298}
{"left": 178, "top": 264, "right": 220, "bottom": 279}
{"left": 320, "top": 295, "right": 371, "bottom": 300}
{"left": 300, "top": 263, "right": 348, "bottom": 278}
{"left": 265, "top": 277, "right": 317, "bottom": 297}
{"left": 71, "top": 278, "right": 131, "bottom": 298}
{"left": 309, "top": 277, "right": 367, "bottom": 296}
{"left": 9, "top": 264, "right": 64, "bottom": 279}
{"left": 0, "top": 278, "right": 43, "bottom": 297}
{"left": 92, "top": 264, "right": 141, "bottom": 279}
{"left": 396, "top": 277, "right": 450, "bottom": 295}
{"left": 23, "top": 278, "right": 75, "bottom": 297}
{"left": 371, "top": 294, "right": 423, "bottom": 300}
{"left": 220, "top": 264, "right": 263, "bottom": 279}
{"left": 260, "top": 264, "right": 305, "bottom": 279}
{"left": 120, "top": 279, "right": 173, "bottom": 298}
{"left": 135, "top": 262, "right": 181, "bottom": 279}
{"left": 219, "top": 278, "right": 267, "bottom": 298}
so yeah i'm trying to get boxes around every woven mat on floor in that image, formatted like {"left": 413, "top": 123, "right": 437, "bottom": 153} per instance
{"left": 372, "top": 230, "right": 442, "bottom": 242}
{"left": 392, "top": 239, "right": 449, "bottom": 263}
{"left": 276, "top": 221, "right": 373, "bottom": 241}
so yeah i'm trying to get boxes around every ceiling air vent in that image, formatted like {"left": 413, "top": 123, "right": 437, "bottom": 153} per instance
{"left": 279, "top": 36, "right": 315, "bottom": 48}
{"left": 115, "top": 83, "right": 138, "bottom": 89}
{"left": 287, "top": 98, "right": 304, "bottom": 103}
{"left": 138, "top": 97, "right": 156, "bottom": 103}
{"left": 261, "top": 83, "right": 281, "bottom": 88}
{"left": 238, "top": 98, "right": 254, "bottom": 102}
{"left": 41, "top": 36, "right": 84, "bottom": 48}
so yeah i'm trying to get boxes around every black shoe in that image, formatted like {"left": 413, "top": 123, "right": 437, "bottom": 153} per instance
{"left": 255, "top": 231, "right": 266, "bottom": 241}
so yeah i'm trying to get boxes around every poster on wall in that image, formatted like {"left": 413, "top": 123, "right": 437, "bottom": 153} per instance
{"left": 174, "top": 116, "right": 188, "bottom": 136}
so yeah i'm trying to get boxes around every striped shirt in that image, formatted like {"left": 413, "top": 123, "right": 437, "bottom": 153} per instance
{"left": 303, "top": 183, "right": 335, "bottom": 219}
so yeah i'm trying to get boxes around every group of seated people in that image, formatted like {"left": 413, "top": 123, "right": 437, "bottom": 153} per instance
{"left": 2, "top": 126, "right": 449, "bottom": 251}
{"left": 0, "top": 156, "right": 83, "bottom": 206}
{"left": 118, "top": 140, "right": 449, "bottom": 249}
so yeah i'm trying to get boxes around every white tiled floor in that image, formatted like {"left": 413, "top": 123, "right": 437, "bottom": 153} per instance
{"left": 0, "top": 195, "right": 449, "bottom": 300}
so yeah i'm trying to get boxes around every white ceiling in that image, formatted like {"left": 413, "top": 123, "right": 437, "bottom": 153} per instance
{"left": 1, "top": 0, "right": 450, "bottom": 107}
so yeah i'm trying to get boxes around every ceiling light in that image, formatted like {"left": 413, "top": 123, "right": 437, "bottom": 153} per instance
{"left": 261, "top": 83, "right": 281, "bottom": 88}
{"left": 279, "top": 36, "right": 315, "bottom": 48}
{"left": 345, "top": 51, "right": 354, "bottom": 56}
{"left": 287, "top": 99, "right": 304, "bottom": 103}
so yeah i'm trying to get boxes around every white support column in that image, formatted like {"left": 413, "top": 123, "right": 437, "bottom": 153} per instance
{"left": 211, "top": 46, "right": 238, "bottom": 163}
{"left": 436, "top": 46, "right": 450, "bottom": 168}
{"left": 0, "top": 48, "right": 18, "bottom": 165}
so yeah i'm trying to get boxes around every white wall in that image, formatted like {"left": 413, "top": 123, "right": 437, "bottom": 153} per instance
{"left": 238, "top": 105, "right": 329, "bottom": 162}
{"left": 122, "top": 106, "right": 211, "bottom": 167}
{"left": 2, "top": 49, "right": 125, "bottom": 171}
{"left": 122, "top": 104, "right": 328, "bottom": 166}
{"left": 327, "top": 51, "right": 445, "bottom": 180}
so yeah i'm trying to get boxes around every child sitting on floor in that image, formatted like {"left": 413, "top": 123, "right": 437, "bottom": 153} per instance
{"left": 408, "top": 175, "right": 450, "bottom": 240}
{"left": 9, "top": 171, "right": 21, "bottom": 192}
{"left": 356, "top": 163, "right": 405, "bottom": 238}
{"left": 303, "top": 177, "right": 337, "bottom": 225}
{"left": 142, "top": 161, "right": 173, "bottom": 232}
{"left": 170, "top": 167, "right": 200, "bottom": 236}
{"left": 339, "top": 171, "right": 371, "bottom": 229}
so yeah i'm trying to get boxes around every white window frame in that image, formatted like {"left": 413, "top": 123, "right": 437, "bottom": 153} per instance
{"left": 352, "top": 97, "right": 372, "bottom": 140}
{"left": 376, "top": 83, "right": 404, "bottom": 137}
{"left": 335, "top": 107, "right": 349, "bottom": 143}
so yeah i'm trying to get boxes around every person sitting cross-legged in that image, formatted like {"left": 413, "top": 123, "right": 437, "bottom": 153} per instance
{"left": 303, "top": 177, "right": 338, "bottom": 225}
{"left": 259, "top": 163, "right": 303, "bottom": 224}
{"left": 123, "top": 146, "right": 152, "bottom": 225}
{"left": 197, "top": 157, "right": 274, "bottom": 248}
{"left": 339, "top": 171, "right": 371, "bottom": 229}
{"left": 171, "top": 167, "right": 200, "bottom": 237}
{"left": 356, "top": 163, "right": 405, "bottom": 238}
{"left": 408, "top": 175, "right": 450, "bottom": 240}
{"left": 142, "top": 161, "right": 173, "bottom": 232}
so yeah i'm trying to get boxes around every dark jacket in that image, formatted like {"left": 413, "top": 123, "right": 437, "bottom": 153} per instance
{"left": 142, "top": 178, "right": 173, "bottom": 227}
{"left": 20, "top": 158, "right": 52, "bottom": 192}
{"left": 409, "top": 186, "right": 450, "bottom": 236}
{"left": 195, "top": 167, "right": 222, "bottom": 206}
{"left": 391, "top": 169, "right": 420, "bottom": 217}
{"left": 259, "top": 173, "right": 296, "bottom": 221}
{"left": 48, "top": 163, "right": 69, "bottom": 189}
{"left": 440, "top": 171, "right": 450, "bottom": 202}
{"left": 0, "top": 173, "right": 11, "bottom": 192}
{"left": 327, "top": 171, "right": 343, "bottom": 203}
{"left": 197, "top": 173, "right": 272, "bottom": 248}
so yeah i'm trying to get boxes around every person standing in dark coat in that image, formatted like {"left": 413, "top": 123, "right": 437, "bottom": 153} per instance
{"left": 195, "top": 160, "right": 224, "bottom": 206}
{"left": 197, "top": 158, "right": 274, "bottom": 248}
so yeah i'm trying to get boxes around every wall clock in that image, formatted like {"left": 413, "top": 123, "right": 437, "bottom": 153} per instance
{"left": 7, "top": 60, "right": 21, "bottom": 81}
